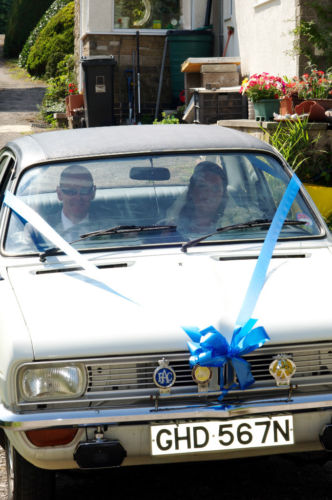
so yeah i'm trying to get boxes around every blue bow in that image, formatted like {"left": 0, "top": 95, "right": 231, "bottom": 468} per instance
{"left": 183, "top": 319, "right": 270, "bottom": 392}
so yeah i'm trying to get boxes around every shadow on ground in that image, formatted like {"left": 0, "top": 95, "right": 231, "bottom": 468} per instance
{"left": 0, "top": 88, "right": 46, "bottom": 112}
{"left": 55, "top": 455, "right": 332, "bottom": 500}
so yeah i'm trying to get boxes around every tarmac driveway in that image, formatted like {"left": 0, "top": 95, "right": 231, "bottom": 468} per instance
{"left": 0, "top": 34, "right": 47, "bottom": 149}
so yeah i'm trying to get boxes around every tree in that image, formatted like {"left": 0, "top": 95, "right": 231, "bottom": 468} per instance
{"left": 0, "top": 0, "right": 13, "bottom": 34}
{"left": 4, "top": 0, "right": 53, "bottom": 57}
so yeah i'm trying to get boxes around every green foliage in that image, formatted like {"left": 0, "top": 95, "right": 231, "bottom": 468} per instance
{"left": 292, "top": 1, "right": 332, "bottom": 68}
{"left": 264, "top": 117, "right": 317, "bottom": 171}
{"left": 153, "top": 112, "right": 179, "bottom": 124}
{"left": 26, "top": 1, "right": 74, "bottom": 78}
{"left": 40, "top": 54, "right": 76, "bottom": 119}
{"left": 19, "top": 0, "right": 72, "bottom": 69}
{"left": 4, "top": 0, "right": 53, "bottom": 58}
{"left": 0, "top": 0, "right": 13, "bottom": 34}
{"left": 263, "top": 118, "right": 330, "bottom": 185}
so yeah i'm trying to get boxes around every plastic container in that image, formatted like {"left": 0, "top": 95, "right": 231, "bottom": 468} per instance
{"left": 81, "top": 57, "right": 117, "bottom": 127}
{"left": 167, "top": 30, "right": 213, "bottom": 104}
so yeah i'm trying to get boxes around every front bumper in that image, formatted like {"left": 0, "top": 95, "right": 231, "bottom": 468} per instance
{"left": 2, "top": 394, "right": 332, "bottom": 470}
{"left": 2, "top": 393, "right": 332, "bottom": 430}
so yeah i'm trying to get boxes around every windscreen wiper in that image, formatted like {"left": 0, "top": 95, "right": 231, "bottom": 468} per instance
{"left": 39, "top": 224, "right": 177, "bottom": 261}
{"left": 78, "top": 224, "right": 177, "bottom": 239}
{"left": 181, "top": 218, "right": 306, "bottom": 253}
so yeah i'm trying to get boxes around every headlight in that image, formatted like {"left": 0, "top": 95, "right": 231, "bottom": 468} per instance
{"left": 19, "top": 364, "right": 86, "bottom": 401}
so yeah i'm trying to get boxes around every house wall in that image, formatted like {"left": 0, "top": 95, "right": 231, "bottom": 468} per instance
{"left": 233, "top": 0, "right": 299, "bottom": 79}
{"left": 81, "top": 0, "right": 208, "bottom": 33}
{"left": 77, "top": 0, "right": 212, "bottom": 124}
{"left": 81, "top": 33, "right": 172, "bottom": 124}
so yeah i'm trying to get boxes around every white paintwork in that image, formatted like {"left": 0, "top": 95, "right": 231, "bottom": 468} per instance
{"left": 233, "top": 0, "right": 298, "bottom": 77}
{"left": 5, "top": 243, "right": 332, "bottom": 362}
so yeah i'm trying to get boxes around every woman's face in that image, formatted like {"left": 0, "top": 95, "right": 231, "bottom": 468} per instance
{"left": 191, "top": 171, "right": 224, "bottom": 218}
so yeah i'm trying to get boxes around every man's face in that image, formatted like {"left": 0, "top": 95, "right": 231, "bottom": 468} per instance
{"left": 57, "top": 174, "right": 95, "bottom": 223}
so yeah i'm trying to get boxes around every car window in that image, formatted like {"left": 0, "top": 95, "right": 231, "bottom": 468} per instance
{"left": 4, "top": 152, "right": 321, "bottom": 255}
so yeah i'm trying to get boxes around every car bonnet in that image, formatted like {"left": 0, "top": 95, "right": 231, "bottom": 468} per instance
{"left": 6, "top": 246, "right": 332, "bottom": 360}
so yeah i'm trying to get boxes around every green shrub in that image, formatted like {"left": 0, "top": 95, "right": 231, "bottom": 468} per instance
{"left": 26, "top": 1, "right": 74, "bottom": 78}
{"left": 40, "top": 54, "right": 76, "bottom": 120}
{"left": 263, "top": 118, "right": 330, "bottom": 185}
{"left": 19, "top": 0, "right": 72, "bottom": 69}
{"left": 153, "top": 112, "right": 179, "bottom": 124}
{"left": 4, "top": 0, "right": 53, "bottom": 58}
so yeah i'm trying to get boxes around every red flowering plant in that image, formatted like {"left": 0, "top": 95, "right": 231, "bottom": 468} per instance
{"left": 285, "top": 66, "right": 332, "bottom": 100}
{"left": 68, "top": 83, "right": 78, "bottom": 95}
{"left": 240, "top": 73, "right": 286, "bottom": 102}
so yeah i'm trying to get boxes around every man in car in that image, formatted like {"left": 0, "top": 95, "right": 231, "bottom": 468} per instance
{"left": 54, "top": 164, "right": 97, "bottom": 240}
{"left": 24, "top": 164, "right": 100, "bottom": 248}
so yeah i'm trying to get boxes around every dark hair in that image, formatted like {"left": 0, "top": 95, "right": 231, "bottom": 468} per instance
{"left": 59, "top": 165, "right": 94, "bottom": 186}
{"left": 179, "top": 161, "right": 228, "bottom": 223}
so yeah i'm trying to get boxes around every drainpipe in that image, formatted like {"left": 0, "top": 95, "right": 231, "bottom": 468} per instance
{"left": 218, "top": 0, "right": 224, "bottom": 55}
{"left": 79, "top": 0, "right": 83, "bottom": 92}
{"left": 204, "top": 0, "right": 212, "bottom": 26}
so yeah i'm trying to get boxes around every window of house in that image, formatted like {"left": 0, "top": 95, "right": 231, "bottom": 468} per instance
{"left": 113, "top": 0, "right": 183, "bottom": 30}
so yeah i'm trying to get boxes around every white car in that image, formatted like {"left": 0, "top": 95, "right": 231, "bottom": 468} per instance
{"left": 0, "top": 124, "right": 332, "bottom": 499}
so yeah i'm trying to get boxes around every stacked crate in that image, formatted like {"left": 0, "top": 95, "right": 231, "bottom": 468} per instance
{"left": 181, "top": 57, "right": 247, "bottom": 124}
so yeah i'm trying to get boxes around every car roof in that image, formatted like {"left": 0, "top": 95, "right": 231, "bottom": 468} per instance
{"left": 4, "top": 124, "right": 276, "bottom": 171}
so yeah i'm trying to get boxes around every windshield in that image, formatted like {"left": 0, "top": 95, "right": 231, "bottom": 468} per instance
{"left": 4, "top": 152, "right": 321, "bottom": 255}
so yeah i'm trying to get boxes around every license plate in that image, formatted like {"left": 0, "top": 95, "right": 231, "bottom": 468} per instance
{"left": 151, "top": 415, "right": 294, "bottom": 455}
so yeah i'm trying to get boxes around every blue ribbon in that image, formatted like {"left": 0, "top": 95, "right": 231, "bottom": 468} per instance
{"left": 183, "top": 174, "right": 302, "bottom": 394}
{"left": 183, "top": 320, "right": 269, "bottom": 390}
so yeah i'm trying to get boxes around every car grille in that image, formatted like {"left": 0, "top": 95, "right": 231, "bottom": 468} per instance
{"left": 86, "top": 354, "right": 195, "bottom": 394}
{"left": 17, "top": 341, "right": 332, "bottom": 411}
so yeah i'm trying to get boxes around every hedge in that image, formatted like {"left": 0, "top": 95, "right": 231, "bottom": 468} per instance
{"left": 19, "top": 0, "right": 72, "bottom": 69}
{"left": 26, "top": 1, "right": 74, "bottom": 78}
{"left": 4, "top": 0, "right": 53, "bottom": 58}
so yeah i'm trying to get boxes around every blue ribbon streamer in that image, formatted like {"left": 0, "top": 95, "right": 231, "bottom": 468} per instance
{"left": 3, "top": 191, "right": 135, "bottom": 304}
{"left": 182, "top": 174, "right": 302, "bottom": 395}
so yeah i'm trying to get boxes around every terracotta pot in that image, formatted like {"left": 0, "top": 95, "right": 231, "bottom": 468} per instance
{"left": 279, "top": 96, "right": 293, "bottom": 115}
{"left": 294, "top": 100, "right": 326, "bottom": 121}
{"left": 65, "top": 94, "right": 84, "bottom": 117}
{"left": 313, "top": 98, "right": 332, "bottom": 111}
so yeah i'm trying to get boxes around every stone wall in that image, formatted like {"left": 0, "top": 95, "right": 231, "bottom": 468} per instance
{"left": 298, "top": 0, "right": 331, "bottom": 73}
{"left": 217, "top": 119, "right": 332, "bottom": 185}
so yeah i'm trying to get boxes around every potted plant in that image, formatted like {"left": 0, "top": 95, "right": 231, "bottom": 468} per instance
{"left": 65, "top": 83, "right": 84, "bottom": 118}
{"left": 240, "top": 73, "right": 286, "bottom": 121}
{"left": 282, "top": 66, "right": 332, "bottom": 118}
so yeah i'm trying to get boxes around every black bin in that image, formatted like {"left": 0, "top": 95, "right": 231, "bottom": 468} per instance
{"left": 81, "top": 56, "right": 117, "bottom": 127}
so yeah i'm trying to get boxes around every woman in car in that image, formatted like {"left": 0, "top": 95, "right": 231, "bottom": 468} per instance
{"left": 177, "top": 161, "right": 228, "bottom": 234}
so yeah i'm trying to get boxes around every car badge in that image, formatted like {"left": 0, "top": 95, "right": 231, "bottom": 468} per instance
{"left": 153, "top": 358, "right": 176, "bottom": 393}
{"left": 192, "top": 365, "right": 212, "bottom": 392}
{"left": 269, "top": 355, "right": 296, "bottom": 386}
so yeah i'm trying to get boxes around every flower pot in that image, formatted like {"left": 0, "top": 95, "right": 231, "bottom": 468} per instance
{"left": 294, "top": 100, "right": 326, "bottom": 121}
{"left": 279, "top": 95, "right": 305, "bottom": 115}
{"left": 279, "top": 96, "right": 293, "bottom": 115}
{"left": 65, "top": 94, "right": 84, "bottom": 117}
{"left": 313, "top": 99, "right": 332, "bottom": 111}
{"left": 253, "top": 99, "right": 280, "bottom": 121}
